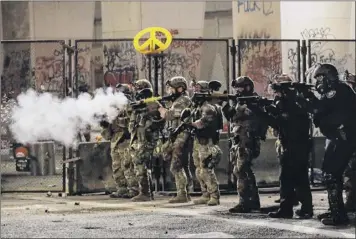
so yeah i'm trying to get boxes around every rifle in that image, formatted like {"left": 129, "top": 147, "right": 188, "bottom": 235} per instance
{"left": 191, "top": 92, "right": 236, "bottom": 103}
{"left": 270, "top": 81, "right": 315, "bottom": 95}
{"left": 235, "top": 95, "right": 274, "bottom": 106}
{"left": 168, "top": 108, "right": 196, "bottom": 144}
{"left": 130, "top": 88, "right": 175, "bottom": 110}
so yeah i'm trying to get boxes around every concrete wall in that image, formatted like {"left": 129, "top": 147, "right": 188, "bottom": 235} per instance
{"left": 232, "top": 1, "right": 282, "bottom": 97}
{"left": 29, "top": 2, "right": 95, "bottom": 40}
{"left": 280, "top": 1, "right": 356, "bottom": 81}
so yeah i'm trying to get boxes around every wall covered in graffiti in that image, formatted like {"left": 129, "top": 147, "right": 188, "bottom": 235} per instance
{"left": 301, "top": 27, "right": 356, "bottom": 78}
{"left": 102, "top": 41, "right": 138, "bottom": 87}
{"left": 141, "top": 39, "right": 229, "bottom": 96}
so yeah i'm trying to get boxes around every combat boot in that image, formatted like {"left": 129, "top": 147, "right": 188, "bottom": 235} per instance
{"left": 131, "top": 193, "right": 151, "bottom": 202}
{"left": 229, "top": 204, "right": 251, "bottom": 213}
{"left": 295, "top": 209, "right": 313, "bottom": 219}
{"left": 168, "top": 193, "right": 189, "bottom": 203}
{"left": 321, "top": 215, "right": 350, "bottom": 226}
{"left": 187, "top": 194, "right": 192, "bottom": 201}
{"left": 345, "top": 191, "right": 356, "bottom": 212}
{"left": 193, "top": 192, "right": 210, "bottom": 205}
{"left": 268, "top": 209, "right": 293, "bottom": 219}
{"left": 207, "top": 197, "right": 220, "bottom": 206}
{"left": 317, "top": 211, "right": 331, "bottom": 221}
{"left": 122, "top": 190, "right": 139, "bottom": 199}
{"left": 110, "top": 188, "right": 128, "bottom": 198}
{"left": 249, "top": 200, "right": 261, "bottom": 211}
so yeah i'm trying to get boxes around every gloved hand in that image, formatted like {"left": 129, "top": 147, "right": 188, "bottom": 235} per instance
{"left": 337, "top": 124, "right": 347, "bottom": 140}
{"left": 99, "top": 120, "right": 110, "bottom": 128}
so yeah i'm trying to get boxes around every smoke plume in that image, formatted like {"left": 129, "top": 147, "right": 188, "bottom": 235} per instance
{"left": 9, "top": 88, "right": 128, "bottom": 147}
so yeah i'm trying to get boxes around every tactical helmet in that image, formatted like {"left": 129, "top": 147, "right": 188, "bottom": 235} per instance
{"left": 231, "top": 76, "right": 254, "bottom": 91}
{"left": 195, "top": 80, "right": 210, "bottom": 93}
{"left": 313, "top": 63, "right": 339, "bottom": 82}
{"left": 166, "top": 76, "right": 188, "bottom": 90}
{"left": 272, "top": 74, "right": 293, "bottom": 83}
{"left": 134, "top": 79, "right": 152, "bottom": 90}
{"left": 116, "top": 83, "right": 132, "bottom": 95}
{"left": 345, "top": 70, "right": 356, "bottom": 84}
{"left": 78, "top": 84, "right": 89, "bottom": 93}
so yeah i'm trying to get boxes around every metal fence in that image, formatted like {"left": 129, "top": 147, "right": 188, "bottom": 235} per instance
{"left": 237, "top": 39, "right": 301, "bottom": 97}
{"left": 2, "top": 37, "right": 355, "bottom": 193}
{"left": 73, "top": 38, "right": 230, "bottom": 97}
{"left": 0, "top": 40, "right": 66, "bottom": 192}
{"left": 308, "top": 39, "right": 356, "bottom": 83}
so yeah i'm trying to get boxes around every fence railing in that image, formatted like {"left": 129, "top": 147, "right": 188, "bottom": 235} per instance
{"left": 1, "top": 38, "right": 355, "bottom": 193}
{"left": 307, "top": 39, "right": 356, "bottom": 83}
{"left": 73, "top": 38, "right": 230, "bottom": 97}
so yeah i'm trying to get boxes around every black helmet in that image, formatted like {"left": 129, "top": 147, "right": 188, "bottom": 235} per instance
{"left": 313, "top": 63, "right": 339, "bottom": 82}
{"left": 231, "top": 76, "right": 254, "bottom": 91}
{"left": 116, "top": 83, "right": 133, "bottom": 96}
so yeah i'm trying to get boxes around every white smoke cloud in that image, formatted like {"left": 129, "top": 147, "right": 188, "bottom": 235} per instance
{"left": 9, "top": 87, "right": 128, "bottom": 147}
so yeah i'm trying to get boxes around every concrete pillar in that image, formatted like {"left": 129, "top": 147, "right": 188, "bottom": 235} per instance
{"left": 29, "top": 2, "right": 95, "bottom": 94}
{"left": 232, "top": 0, "right": 281, "bottom": 95}
{"left": 30, "top": 2, "right": 95, "bottom": 39}
{"left": 280, "top": 1, "right": 355, "bottom": 80}
{"left": 1, "top": 2, "right": 31, "bottom": 98}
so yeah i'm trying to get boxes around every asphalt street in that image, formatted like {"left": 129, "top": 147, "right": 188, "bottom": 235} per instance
{"left": 1, "top": 191, "right": 355, "bottom": 238}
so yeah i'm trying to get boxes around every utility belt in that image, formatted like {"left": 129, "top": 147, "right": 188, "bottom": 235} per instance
{"left": 195, "top": 137, "right": 214, "bottom": 145}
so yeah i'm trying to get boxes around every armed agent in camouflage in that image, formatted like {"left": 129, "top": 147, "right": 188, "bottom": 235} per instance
{"left": 222, "top": 76, "right": 268, "bottom": 213}
{"left": 129, "top": 79, "right": 162, "bottom": 202}
{"left": 100, "top": 84, "right": 138, "bottom": 198}
{"left": 159, "top": 76, "right": 193, "bottom": 203}
{"left": 190, "top": 81, "right": 223, "bottom": 206}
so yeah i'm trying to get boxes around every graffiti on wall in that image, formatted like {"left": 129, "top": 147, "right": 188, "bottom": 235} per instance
{"left": 237, "top": 0, "right": 274, "bottom": 16}
{"left": 1, "top": 47, "right": 31, "bottom": 99}
{"left": 238, "top": 31, "right": 282, "bottom": 97}
{"left": 102, "top": 42, "right": 138, "bottom": 87}
{"left": 33, "top": 45, "right": 64, "bottom": 93}
{"left": 301, "top": 27, "right": 355, "bottom": 76}
{"left": 142, "top": 39, "right": 203, "bottom": 95}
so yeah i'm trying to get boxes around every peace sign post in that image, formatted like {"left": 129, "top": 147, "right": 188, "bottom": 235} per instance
{"left": 133, "top": 27, "right": 173, "bottom": 95}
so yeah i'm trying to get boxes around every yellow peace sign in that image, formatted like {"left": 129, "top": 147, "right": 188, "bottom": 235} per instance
{"left": 133, "top": 27, "right": 173, "bottom": 54}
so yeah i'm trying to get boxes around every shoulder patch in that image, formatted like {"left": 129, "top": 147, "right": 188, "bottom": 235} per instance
{"left": 326, "top": 90, "right": 336, "bottom": 99}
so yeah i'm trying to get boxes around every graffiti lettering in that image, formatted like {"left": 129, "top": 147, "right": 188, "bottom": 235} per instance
{"left": 237, "top": 0, "right": 274, "bottom": 16}
{"left": 34, "top": 48, "right": 64, "bottom": 93}
{"left": 156, "top": 29, "right": 179, "bottom": 37}
{"left": 301, "top": 27, "right": 355, "bottom": 79}
{"left": 74, "top": 45, "right": 104, "bottom": 90}
{"left": 142, "top": 39, "right": 203, "bottom": 94}
{"left": 103, "top": 42, "right": 138, "bottom": 87}
{"left": 1, "top": 47, "right": 31, "bottom": 99}
{"left": 300, "top": 27, "right": 335, "bottom": 40}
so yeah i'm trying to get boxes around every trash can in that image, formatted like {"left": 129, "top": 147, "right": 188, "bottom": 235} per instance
{"left": 29, "top": 141, "right": 56, "bottom": 176}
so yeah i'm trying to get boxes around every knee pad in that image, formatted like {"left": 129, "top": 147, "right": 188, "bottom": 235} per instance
{"left": 237, "top": 147, "right": 250, "bottom": 160}
{"left": 170, "top": 158, "right": 182, "bottom": 174}
{"left": 323, "top": 172, "right": 337, "bottom": 186}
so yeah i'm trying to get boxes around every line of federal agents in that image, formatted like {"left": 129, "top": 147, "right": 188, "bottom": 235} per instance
{"left": 98, "top": 63, "right": 356, "bottom": 227}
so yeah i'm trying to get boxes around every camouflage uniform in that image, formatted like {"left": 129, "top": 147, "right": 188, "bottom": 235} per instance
{"left": 223, "top": 76, "right": 267, "bottom": 213}
{"left": 100, "top": 84, "right": 138, "bottom": 198}
{"left": 191, "top": 81, "right": 222, "bottom": 206}
{"left": 161, "top": 77, "right": 193, "bottom": 203}
{"left": 129, "top": 79, "right": 161, "bottom": 202}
